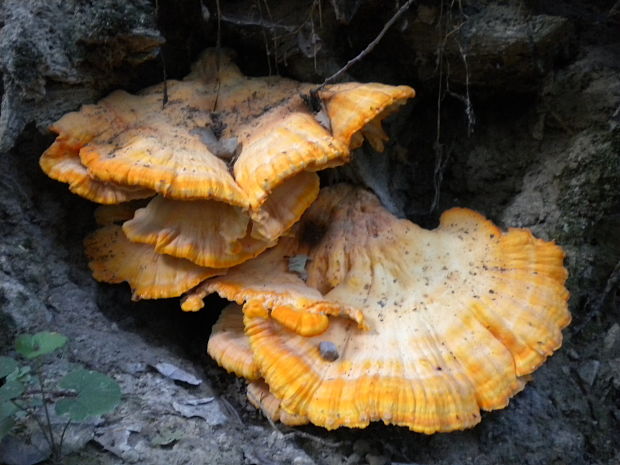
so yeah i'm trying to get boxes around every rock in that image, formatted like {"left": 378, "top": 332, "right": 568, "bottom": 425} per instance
{"left": 0, "top": 0, "right": 163, "bottom": 152}
{"left": 578, "top": 360, "right": 601, "bottom": 386}
{"left": 353, "top": 439, "right": 371, "bottom": 455}
{"left": 154, "top": 362, "right": 203, "bottom": 386}
{"left": 604, "top": 323, "right": 620, "bottom": 354}
{"left": 401, "top": 4, "right": 573, "bottom": 92}
{"left": 171, "top": 397, "right": 229, "bottom": 426}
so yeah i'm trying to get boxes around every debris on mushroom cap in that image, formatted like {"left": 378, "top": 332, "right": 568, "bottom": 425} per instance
{"left": 247, "top": 380, "right": 308, "bottom": 426}
{"left": 242, "top": 184, "right": 570, "bottom": 433}
{"left": 84, "top": 225, "right": 223, "bottom": 300}
{"left": 122, "top": 195, "right": 275, "bottom": 268}
{"left": 179, "top": 235, "right": 366, "bottom": 335}
{"left": 40, "top": 140, "right": 154, "bottom": 204}
{"left": 207, "top": 303, "right": 261, "bottom": 380}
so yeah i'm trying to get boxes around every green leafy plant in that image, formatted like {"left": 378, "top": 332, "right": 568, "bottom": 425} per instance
{"left": 0, "top": 331, "right": 121, "bottom": 463}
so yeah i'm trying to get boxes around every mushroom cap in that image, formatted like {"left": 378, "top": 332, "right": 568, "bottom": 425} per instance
{"left": 84, "top": 225, "right": 222, "bottom": 300}
{"left": 179, "top": 234, "right": 366, "bottom": 336}
{"left": 42, "top": 48, "right": 414, "bottom": 233}
{"left": 122, "top": 195, "right": 274, "bottom": 268}
{"left": 248, "top": 171, "right": 320, "bottom": 241}
{"left": 207, "top": 303, "right": 261, "bottom": 380}
{"left": 242, "top": 184, "right": 570, "bottom": 432}
{"left": 320, "top": 82, "right": 415, "bottom": 151}
{"left": 77, "top": 87, "right": 250, "bottom": 206}
{"left": 40, "top": 140, "right": 154, "bottom": 204}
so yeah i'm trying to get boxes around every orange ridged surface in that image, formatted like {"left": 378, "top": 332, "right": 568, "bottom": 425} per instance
{"left": 320, "top": 82, "right": 415, "bottom": 151}
{"left": 232, "top": 100, "right": 349, "bottom": 210}
{"left": 247, "top": 380, "right": 308, "bottom": 426}
{"left": 179, "top": 235, "right": 366, "bottom": 333}
{"left": 207, "top": 303, "right": 260, "bottom": 380}
{"left": 41, "top": 48, "right": 414, "bottom": 260}
{"left": 242, "top": 184, "right": 570, "bottom": 433}
{"left": 77, "top": 85, "right": 249, "bottom": 206}
{"left": 249, "top": 171, "right": 320, "bottom": 242}
{"left": 40, "top": 140, "right": 154, "bottom": 204}
{"left": 122, "top": 195, "right": 274, "bottom": 268}
{"left": 84, "top": 225, "right": 221, "bottom": 300}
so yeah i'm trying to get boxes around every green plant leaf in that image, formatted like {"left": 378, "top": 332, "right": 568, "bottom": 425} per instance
{"left": 0, "top": 356, "right": 18, "bottom": 378}
{"left": 55, "top": 369, "right": 121, "bottom": 421}
{"left": 0, "top": 379, "right": 24, "bottom": 402}
{"left": 15, "top": 332, "right": 68, "bottom": 359}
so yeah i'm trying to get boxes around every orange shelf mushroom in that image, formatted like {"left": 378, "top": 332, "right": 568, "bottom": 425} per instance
{"left": 203, "top": 184, "right": 570, "bottom": 433}
{"left": 122, "top": 195, "right": 274, "bottom": 269}
{"left": 41, "top": 48, "right": 414, "bottom": 241}
{"left": 180, "top": 234, "right": 366, "bottom": 336}
{"left": 84, "top": 225, "right": 223, "bottom": 300}
{"left": 209, "top": 304, "right": 308, "bottom": 425}
{"left": 41, "top": 48, "right": 415, "bottom": 305}
{"left": 40, "top": 140, "right": 154, "bottom": 204}
{"left": 207, "top": 303, "right": 261, "bottom": 380}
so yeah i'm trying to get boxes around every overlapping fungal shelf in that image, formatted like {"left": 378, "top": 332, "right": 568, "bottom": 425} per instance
{"left": 40, "top": 48, "right": 570, "bottom": 433}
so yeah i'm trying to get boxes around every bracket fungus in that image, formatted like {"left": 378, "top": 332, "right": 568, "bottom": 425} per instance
{"left": 39, "top": 46, "right": 570, "bottom": 434}
{"left": 203, "top": 185, "right": 570, "bottom": 433}
{"left": 40, "top": 48, "right": 414, "bottom": 302}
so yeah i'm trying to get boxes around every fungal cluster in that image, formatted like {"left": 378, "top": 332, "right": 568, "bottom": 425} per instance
{"left": 40, "top": 49, "right": 570, "bottom": 432}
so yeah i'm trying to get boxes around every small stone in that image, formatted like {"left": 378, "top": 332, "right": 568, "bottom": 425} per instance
{"left": 319, "top": 341, "right": 339, "bottom": 362}
{"left": 577, "top": 360, "right": 600, "bottom": 386}
{"left": 154, "top": 362, "right": 202, "bottom": 385}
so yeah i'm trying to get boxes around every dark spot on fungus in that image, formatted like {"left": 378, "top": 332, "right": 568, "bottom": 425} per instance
{"left": 299, "top": 220, "right": 328, "bottom": 247}
{"left": 319, "top": 341, "right": 339, "bottom": 362}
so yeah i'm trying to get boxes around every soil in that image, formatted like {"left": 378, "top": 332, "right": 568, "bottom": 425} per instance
{"left": 0, "top": 1, "right": 619, "bottom": 465}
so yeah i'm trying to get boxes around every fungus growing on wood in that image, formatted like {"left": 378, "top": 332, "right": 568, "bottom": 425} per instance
{"left": 205, "top": 184, "right": 570, "bottom": 432}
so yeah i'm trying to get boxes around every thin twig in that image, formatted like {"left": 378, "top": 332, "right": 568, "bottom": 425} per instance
{"left": 155, "top": 0, "right": 168, "bottom": 109}
{"left": 11, "top": 399, "right": 54, "bottom": 450}
{"left": 57, "top": 419, "right": 72, "bottom": 462}
{"left": 33, "top": 362, "right": 58, "bottom": 456}
{"left": 319, "top": 0, "right": 415, "bottom": 88}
